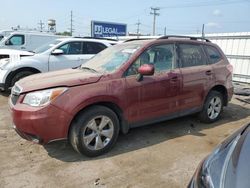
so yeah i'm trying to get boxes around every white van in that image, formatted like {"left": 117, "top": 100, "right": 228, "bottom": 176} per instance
{"left": 0, "top": 32, "right": 60, "bottom": 51}
{"left": 0, "top": 30, "right": 13, "bottom": 41}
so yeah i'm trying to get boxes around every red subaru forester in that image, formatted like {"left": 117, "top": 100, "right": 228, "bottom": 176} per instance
{"left": 9, "top": 36, "right": 233, "bottom": 157}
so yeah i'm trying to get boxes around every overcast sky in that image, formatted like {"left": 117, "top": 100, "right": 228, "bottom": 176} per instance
{"left": 1, "top": 0, "right": 250, "bottom": 36}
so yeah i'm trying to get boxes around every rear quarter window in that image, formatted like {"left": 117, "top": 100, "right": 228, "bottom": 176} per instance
{"left": 204, "top": 45, "right": 222, "bottom": 64}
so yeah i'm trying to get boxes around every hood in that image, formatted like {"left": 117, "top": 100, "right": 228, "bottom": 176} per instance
{"left": 0, "top": 49, "right": 34, "bottom": 62}
{"left": 223, "top": 125, "right": 250, "bottom": 188}
{"left": 0, "top": 49, "right": 34, "bottom": 56}
{"left": 17, "top": 68, "right": 102, "bottom": 93}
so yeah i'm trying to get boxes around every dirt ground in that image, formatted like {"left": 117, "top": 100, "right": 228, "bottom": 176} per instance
{"left": 0, "top": 92, "right": 250, "bottom": 188}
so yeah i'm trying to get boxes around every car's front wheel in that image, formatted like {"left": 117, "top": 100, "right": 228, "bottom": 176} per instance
{"left": 11, "top": 71, "right": 35, "bottom": 87}
{"left": 69, "top": 106, "right": 120, "bottom": 157}
{"left": 199, "top": 90, "right": 223, "bottom": 123}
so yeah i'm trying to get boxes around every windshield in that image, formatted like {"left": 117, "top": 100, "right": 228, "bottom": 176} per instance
{"left": 33, "top": 39, "right": 61, "bottom": 54}
{"left": 81, "top": 43, "right": 141, "bottom": 73}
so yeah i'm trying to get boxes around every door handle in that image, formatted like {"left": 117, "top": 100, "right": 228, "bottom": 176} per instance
{"left": 205, "top": 70, "right": 212, "bottom": 76}
{"left": 170, "top": 76, "right": 178, "bottom": 82}
{"left": 77, "top": 58, "right": 85, "bottom": 61}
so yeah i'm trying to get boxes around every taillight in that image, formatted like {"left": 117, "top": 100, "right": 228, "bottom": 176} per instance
{"left": 227, "top": 64, "right": 233, "bottom": 73}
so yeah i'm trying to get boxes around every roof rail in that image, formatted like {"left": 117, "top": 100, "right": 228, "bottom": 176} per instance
{"left": 158, "top": 35, "right": 211, "bottom": 42}
{"left": 73, "top": 36, "right": 118, "bottom": 42}
{"left": 124, "top": 38, "right": 154, "bottom": 43}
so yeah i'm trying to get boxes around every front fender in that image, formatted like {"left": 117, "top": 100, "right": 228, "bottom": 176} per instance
{"left": 6, "top": 58, "right": 47, "bottom": 73}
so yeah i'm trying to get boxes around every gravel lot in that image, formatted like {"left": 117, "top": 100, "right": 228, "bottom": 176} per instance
{"left": 0, "top": 92, "right": 250, "bottom": 188}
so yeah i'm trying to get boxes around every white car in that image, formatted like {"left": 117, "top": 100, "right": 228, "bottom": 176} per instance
{"left": 0, "top": 37, "right": 117, "bottom": 91}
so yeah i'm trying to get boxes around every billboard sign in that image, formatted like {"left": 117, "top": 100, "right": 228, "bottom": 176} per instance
{"left": 91, "top": 21, "right": 127, "bottom": 38}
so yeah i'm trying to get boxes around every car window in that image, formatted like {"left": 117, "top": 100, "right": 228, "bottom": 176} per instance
{"left": 204, "top": 45, "right": 222, "bottom": 64}
{"left": 83, "top": 42, "right": 107, "bottom": 54}
{"left": 58, "top": 42, "right": 82, "bottom": 55}
{"left": 126, "top": 44, "right": 175, "bottom": 76}
{"left": 178, "top": 44, "right": 206, "bottom": 68}
{"left": 6, "top": 34, "right": 25, "bottom": 45}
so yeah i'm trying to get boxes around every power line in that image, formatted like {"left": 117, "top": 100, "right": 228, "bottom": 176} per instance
{"left": 161, "top": 0, "right": 249, "bottom": 9}
{"left": 150, "top": 7, "right": 160, "bottom": 36}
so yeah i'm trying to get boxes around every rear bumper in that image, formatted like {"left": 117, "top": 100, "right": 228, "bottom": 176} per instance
{"left": 9, "top": 97, "right": 73, "bottom": 144}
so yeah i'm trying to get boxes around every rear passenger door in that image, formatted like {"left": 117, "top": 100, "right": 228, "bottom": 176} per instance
{"left": 177, "top": 43, "right": 214, "bottom": 112}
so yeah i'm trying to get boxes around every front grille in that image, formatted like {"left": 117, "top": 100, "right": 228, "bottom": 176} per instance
{"left": 11, "top": 94, "right": 19, "bottom": 105}
{"left": 0, "top": 54, "right": 9, "bottom": 59}
{"left": 10, "top": 84, "right": 22, "bottom": 105}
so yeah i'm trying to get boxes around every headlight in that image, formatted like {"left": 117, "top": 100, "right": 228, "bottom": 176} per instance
{"left": 194, "top": 135, "right": 241, "bottom": 188}
{"left": 23, "top": 87, "right": 68, "bottom": 107}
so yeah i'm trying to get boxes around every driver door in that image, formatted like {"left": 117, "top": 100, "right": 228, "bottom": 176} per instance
{"left": 49, "top": 41, "right": 88, "bottom": 71}
{"left": 124, "top": 43, "right": 181, "bottom": 123}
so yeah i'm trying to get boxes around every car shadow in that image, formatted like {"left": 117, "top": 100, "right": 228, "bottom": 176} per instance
{"left": 0, "top": 91, "right": 10, "bottom": 97}
{"left": 44, "top": 102, "right": 250, "bottom": 162}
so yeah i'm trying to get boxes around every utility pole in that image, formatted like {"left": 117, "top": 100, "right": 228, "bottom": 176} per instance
{"left": 196, "top": 28, "right": 200, "bottom": 34}
{"left": 70, "top": 10, "right": 74, "bottom": 36}
{"left": 136, "top": 19, "right": 141, "bottom": 38}
{"left": 202, "top": 24, "right": 205, "bottom": 38}
{"left": 164, "top": 27, "right": 167, "bottom": 35}
{"left": 150, "top": 7, "right": 160, "bottom": 36}
{"left": 38, "top": 20, "right": 44, "bottom": 32}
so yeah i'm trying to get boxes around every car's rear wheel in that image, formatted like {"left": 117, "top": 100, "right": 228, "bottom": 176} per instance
{"left": 199, "top": 90, "right": 223, "bottom": 123}
{"left": 69, "top": 106, "right": 120, "bottom": 157}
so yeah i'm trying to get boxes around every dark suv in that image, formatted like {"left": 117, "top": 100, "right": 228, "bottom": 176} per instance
{"left": 9, "top": 36, "right": 233, "bottom": 157}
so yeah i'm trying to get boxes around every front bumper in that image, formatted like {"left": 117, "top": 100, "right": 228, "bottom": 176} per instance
{"left": 0, "top": 69, "right": 9, "bottom": 90}
{"left": 9, "top": 96, "right": 73, "bottom": 144}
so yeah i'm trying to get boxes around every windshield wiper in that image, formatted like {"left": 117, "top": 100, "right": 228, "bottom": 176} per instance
{"left": 80, "top": 66, "right": 98, "bottom": 73}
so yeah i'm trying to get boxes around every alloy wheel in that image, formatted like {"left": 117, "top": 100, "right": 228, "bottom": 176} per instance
{"left": 207, "top": 96, "right": 222, "bottom": 120}
{"left": 82, "top": 115, "right": 114, "bottom": 151}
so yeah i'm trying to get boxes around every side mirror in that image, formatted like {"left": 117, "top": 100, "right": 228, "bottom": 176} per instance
{"left": 5, "top": 40, "right": 10, "bottom": 45}
{"left": 51, "top": 49, "right": 64, "bottom": 55}
{"left": 138, "top": 64, "right": 154, "bottom": 76}
{"left": 137, "top": 64, "right": 154, "bottom": 81}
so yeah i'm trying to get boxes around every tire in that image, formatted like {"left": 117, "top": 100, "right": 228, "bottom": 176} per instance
{"left": 69, "top": 105, "right": 120, "bottom": 157}
{"left": 10, "top": 71, "right": 35, "bottom": 87}
{"left": 199, "top": 90, "right": 223, "bottom": 123}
